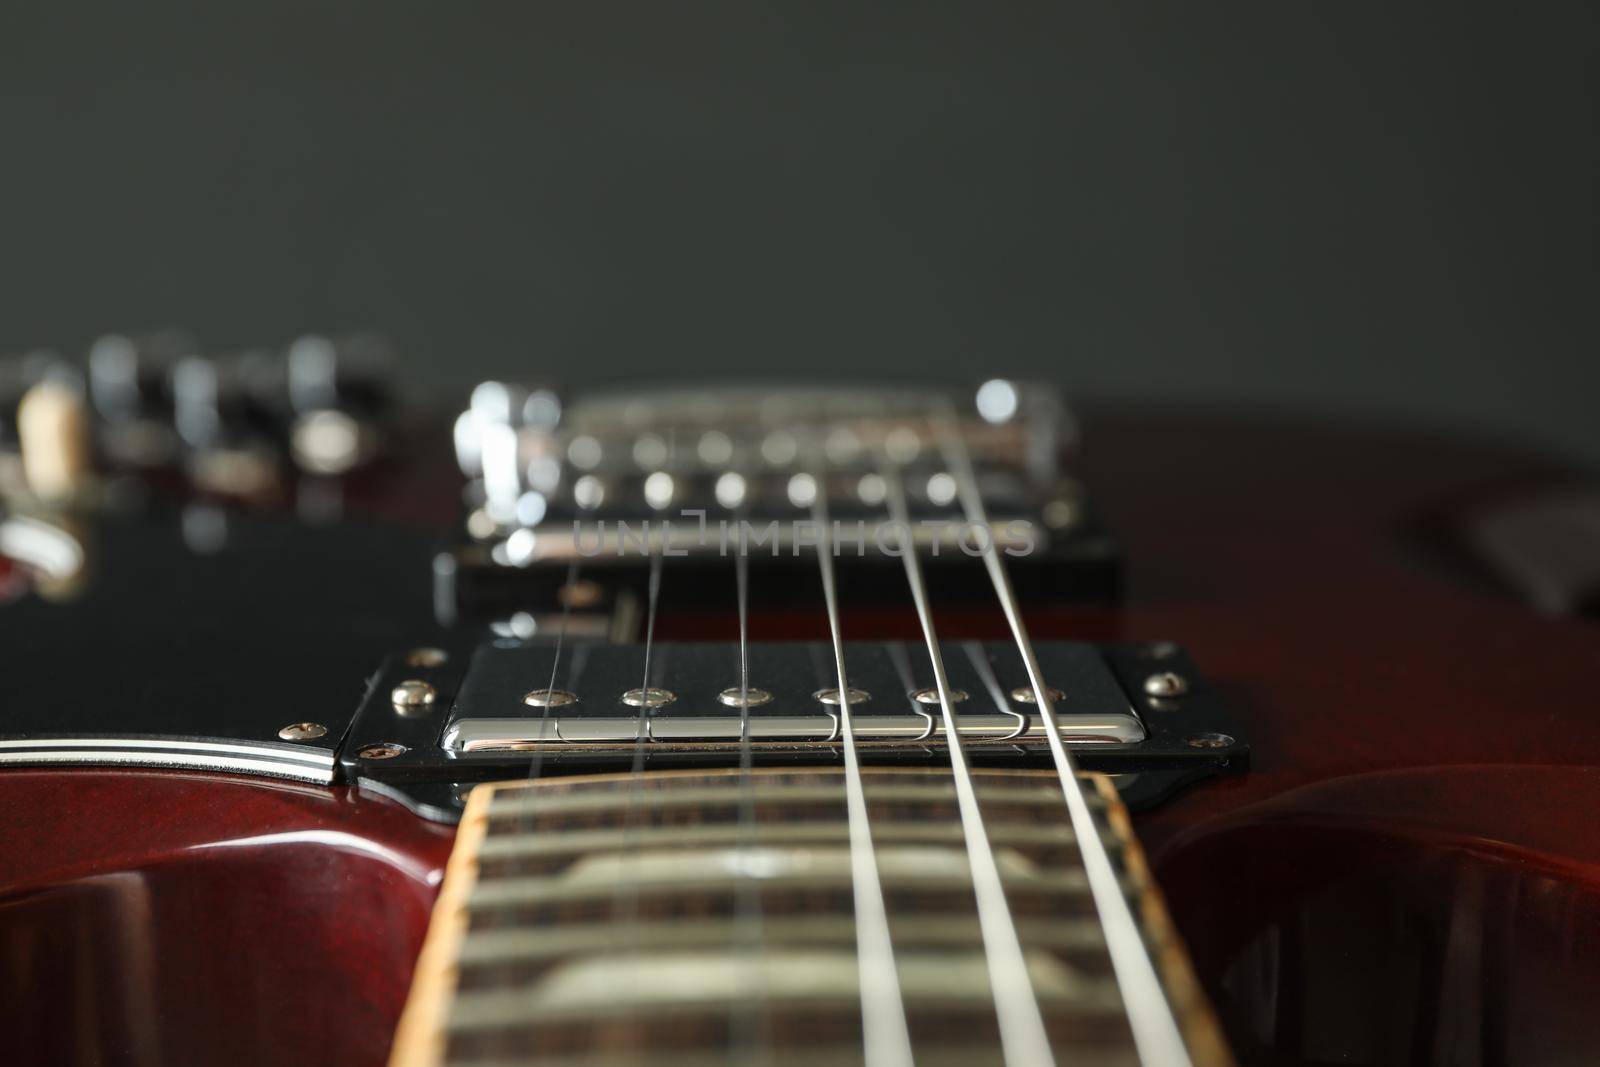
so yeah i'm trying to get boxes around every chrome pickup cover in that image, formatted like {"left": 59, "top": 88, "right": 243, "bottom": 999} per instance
{"left": 340, "top": 640, "right": 1247, "bottom": 822}
{"left": 443, "top": 640, "right": 1144, "bottom": 751}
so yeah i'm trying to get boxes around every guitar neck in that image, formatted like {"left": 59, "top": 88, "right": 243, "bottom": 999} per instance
{"left": 389, "top": 767, "right": 1230, "bottom": 1066}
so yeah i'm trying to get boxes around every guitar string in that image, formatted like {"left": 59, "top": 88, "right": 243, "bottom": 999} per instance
{"left": 610, "top": 428, "right": 672, "bottom": 1065}
{"left": 730, "top": 497, "right": 773, "bottom": 1062}
{"left": 525, "top": 557, "right": 582, "bottom": 784}
{"left": 880, "top": 457, "right": 1057, "bottom": 1067}
{"left": 808, "top": 461, "right": 917, "bottom": 1067}
{"left": 513, "top": 504, "right": 591, "bottom": 1035}
{"left": 931, "top": 405, "right": 1193, "bottom": 1066}
{"left": 887, "top": 642, "right": 936, "bottom": 741}
{"left": 964, "top": 642, "right": 1028, "bottom": 740}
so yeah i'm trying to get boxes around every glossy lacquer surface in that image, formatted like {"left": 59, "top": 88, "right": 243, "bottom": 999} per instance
{"left": 0, "top": 771, "right": 454, "bottom": 1067}
{"left": 2, "top": 411, "right": 1598, "bottom": 1066}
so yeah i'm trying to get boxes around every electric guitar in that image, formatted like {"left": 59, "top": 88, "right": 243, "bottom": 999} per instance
{"left": 2, "top": 333, "right": 1595, "bottom": 1066}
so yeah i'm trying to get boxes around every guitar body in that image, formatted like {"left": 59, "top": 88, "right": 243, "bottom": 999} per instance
{"left": 2, "top": 405, "right": 1596, "bottom": 1066}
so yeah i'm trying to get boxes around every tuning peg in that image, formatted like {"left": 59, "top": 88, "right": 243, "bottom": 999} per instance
{"left": 87, "top": 331, "right": 195, "bottom": 467}
{"left": 286, "top": 333, "right": 394, "bottom": 418}
{"left": 170, "top": 355, "right": 283, "bottom": 501}
{"left": 3, "top": 351, "right": 76, "bottom": 445}
{"left": 455, "top": 381, "right": 562, "bottom": 475}
{"left": 9, "top": 354, "right": 92, "bottom": 502}
{"left": 282, "top": 334, "right": 394, "bottom": 475}
{"left": 171, "top": 355, "right": 226, "bottom": 450}
{"left": 88, "top": 331, "right": 192, "bottom": 420}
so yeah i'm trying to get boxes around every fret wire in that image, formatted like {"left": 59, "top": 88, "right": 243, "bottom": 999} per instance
{"left": 633, "top": 549, "right": 664, "bottom": 752}
{"left": 880, "top": 459, "right": 1057, "bottom": 1067}
{"left": 809, "top": 469, "right": 916, "bottom": 1067}
{"left": 931, "top": 405, "right": 1194, "bottom": 1067}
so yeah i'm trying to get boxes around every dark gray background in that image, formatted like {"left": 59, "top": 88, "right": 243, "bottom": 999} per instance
{"left": 2, "top": 3, "right": 1594, "bottom": 459}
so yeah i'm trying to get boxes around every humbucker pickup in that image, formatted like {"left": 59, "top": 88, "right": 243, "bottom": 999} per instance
{"left": 438, "top": 383, "right": 1119, "bottom": 632}
{"left": 341, "top": 640, "right": 1247, "bottom": 822}
{"left": 443, "top": 641, "right": 1145, "bottom": 748}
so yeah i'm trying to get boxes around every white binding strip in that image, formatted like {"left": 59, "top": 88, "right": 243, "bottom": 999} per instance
{"left": 0, "top": 750, "right": 335, "bottom": 783}
{"left": 882, "top": 462, "right": 1056, "bottom": 1067}
{"left": 811, "top": 490, "right": 916, "bottom": 1067}
{"left": 934, "top": 409, "right": 1193, "bottom": 1067}
{"left": 0, "top": 737, "right": 334, "bottom": 766}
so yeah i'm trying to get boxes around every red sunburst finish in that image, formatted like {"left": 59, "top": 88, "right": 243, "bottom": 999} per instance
{"left": 3, "top": 413, "right": 1597, "bottom": 1065}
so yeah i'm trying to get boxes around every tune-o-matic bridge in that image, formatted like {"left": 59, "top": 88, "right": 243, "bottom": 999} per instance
{"left": 341, "top": 640, "right": 1246, "bottom": 822}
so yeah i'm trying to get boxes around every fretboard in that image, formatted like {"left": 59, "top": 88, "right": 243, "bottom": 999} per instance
{"left": 388, "top": 767, "right": 1229, "bottom": 1066}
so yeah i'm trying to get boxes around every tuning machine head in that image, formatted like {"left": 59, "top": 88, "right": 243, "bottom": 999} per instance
{"left": 279, "top": 334, "right": 394, "bottom": 476}
{"left": 86, "top": 331, "right": 195, "bottom": 469}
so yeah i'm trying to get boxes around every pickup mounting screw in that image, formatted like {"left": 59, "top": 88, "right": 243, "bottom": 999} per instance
{"left": 278, "top": 722, "right": 327, "bottom": 741}
{"left": 525, "top": 688, "right": 577, "bottom": 707}
{"left": 405, "top": 648, "right": 449, "bottom": 668}
{"left": 718, "top": 687, "right": 773, "bottom": 707}
{"left": 622, "top": 687, "right": 676, "bottom": 708}
{"left": 911, "top": 687, "right": 968, "bottom": 706}
{"left": 391, "top": 680, "right": 438, "bottom": 715}
{"left": 1009, "top": 685, "right": 1066, "bottom": 704}
{"left": 359, "top": 743, "right": 407, "bottom": 760}
{"left": 1144, "top": 672, "right": 1189, "bottom": 698}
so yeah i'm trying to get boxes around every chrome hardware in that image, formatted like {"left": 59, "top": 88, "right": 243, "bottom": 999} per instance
{"left": 278, "top": 722, "right": 328, "bottom": 741}
{"left": 524, "top": 688, "right": 578, "bottom": 708}
{"left": 622, "top": 687, "right": 676, "bottom": 708}
{"left": 717, "top": 686, "right": 773, "bottom": 707}
{"left": 445, "top": 712, "right": 1143, "bottom": 751}
{"left": 1143, "top": 672, "right": 1189, "bottom": 698}
{"left": 450, "top": 383, "right": 1069, "bottom": 536}
{"left": 342, "top": 640, "right": 1244, "bottom": 821}
{"left": 390, "top": 680, "right": 437, "bottom": 715}
{"left": 1008, "top": 685, "right": 1065, "bottom": 704}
